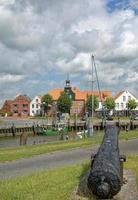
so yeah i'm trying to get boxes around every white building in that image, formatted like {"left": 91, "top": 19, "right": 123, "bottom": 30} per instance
{"left": 115, "top": 90, "right": 138, "bottom": 111}
{"left": 30, "top": 96, "right": 42, "bottom": 116}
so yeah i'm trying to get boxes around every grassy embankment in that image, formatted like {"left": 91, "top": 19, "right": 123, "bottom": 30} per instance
{"left": 0, "top": 155, "right": 138, "bottom": 200}
{"left": 0, "top": 119, "right": 4, "bottom": 125}
{"left": 0, "top": 130, "right": 138, "bottom": 163}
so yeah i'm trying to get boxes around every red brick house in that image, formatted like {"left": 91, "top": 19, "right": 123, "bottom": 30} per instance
{"left": 1, "top": 100, "right": 13, "bottom": 114}
{"left": 1, "top": 95, "right": 31, "bottom": 117}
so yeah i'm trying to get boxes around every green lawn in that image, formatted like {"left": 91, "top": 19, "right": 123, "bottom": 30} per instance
{"left": 0, "top": 119, "right": 4, "bottom": 125}
{"left": 125, "top": 155, "right": 138, "bottom": 186}
{"left": 0, "top": 133, "right": 103, "bottom": 163}
{"left": 119, "top": 129, "right": 138, "bottom": 140}
{"left": 0, "top": 130, "right": 138, "bottom": 163}
{"left": 0, "top": 155, "right": 138, "bottom": 200}
{"left": 0, "top": 162, "right": 90, "bottom": 200}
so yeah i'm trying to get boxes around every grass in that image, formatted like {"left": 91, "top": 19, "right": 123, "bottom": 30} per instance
{"left": 29, "top": 116, "right": 49, "bottom": 120}
{"left": 0, "top": 130, "right": 138, "bottom": 163}
{"left": 0, "top": 133, "right": 103, "bottom": 163}
{"left": 0, "top": 119, "right": 4, "bottom": 125}
{"left": 0, "top": 162, "right": 90, "bottom": 200}
{"left": 119, "top": 129, "right": 138, "bottom": 140}
{"left": 0, "top": 155, "right": 138, "bottom": 200}
{"left": 113, "top": 116, "right": 131, "bottom": 120}
{"left": 124, "top": 154, "right": 138, "bottom": 186}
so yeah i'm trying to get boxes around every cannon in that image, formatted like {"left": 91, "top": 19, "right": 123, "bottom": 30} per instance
{"left": 87, "top": 125, "right": 126, "bottom": 199}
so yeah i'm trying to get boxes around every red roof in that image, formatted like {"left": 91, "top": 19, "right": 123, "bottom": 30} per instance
{"left": 48, "top": 89, "right": 63, "bottom": 100}
{"left": 15, "top": 95, "right": 31, "bottom": 101}
{"left": 48, "top": 88, "right": 111, "bottom": 101}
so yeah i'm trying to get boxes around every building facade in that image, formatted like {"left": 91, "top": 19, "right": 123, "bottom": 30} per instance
{"left": 30, "top": 96, "right": 42, "bottom": 116}
{"left": 1, "top": 100, "right": 13, "bottom": 114}
{"left": 11, "top": 95, "right": 31, "bottom": 117}
{"left": 2, "top": 95, "right": 31, "bottom": 117}
{"left": 115, "top": 90, "right": 138, "bottom": 112}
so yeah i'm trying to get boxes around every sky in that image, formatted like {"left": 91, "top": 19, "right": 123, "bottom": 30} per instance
{"left": 0, "top": 0, "right": 138, "bottom": 106}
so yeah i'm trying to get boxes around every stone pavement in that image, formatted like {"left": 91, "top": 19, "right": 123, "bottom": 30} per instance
{"left": 70, "top": 170, "right": 138, "bottom": 200}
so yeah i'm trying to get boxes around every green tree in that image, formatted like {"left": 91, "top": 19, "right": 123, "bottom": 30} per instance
{"left": 86, "top": 95, "right": 99, "bottom": 115}
{"left": 42, "top": 94, "right": 53, "bottom": 114}
{"left": 103, "top": 97, "right": 115, "bottom": 110}
{"left": 126, "top": 99, "right": 137, "bottom": 111}
{"left": 57, "top": 92, "right": 72, "bottom": 113}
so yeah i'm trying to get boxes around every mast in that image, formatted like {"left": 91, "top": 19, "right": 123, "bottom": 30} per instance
{"left": 87, "top": 55, "right": 105, "bottom": 136}
{"left": 87, "top": 55, "right": 94, "bottom": 137}
{"left": 91, "top": 55, "right": 94, "bottom": 135}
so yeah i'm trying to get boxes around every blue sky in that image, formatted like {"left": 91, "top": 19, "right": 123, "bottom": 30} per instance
{"left": 0, "top": 0, "right": 138, "bottom": 106}
{"left": 107, "top": 0, "right": 130, "bottom": 11}
{"left": 107, "top": 0, "right": 138, "bottom": 13}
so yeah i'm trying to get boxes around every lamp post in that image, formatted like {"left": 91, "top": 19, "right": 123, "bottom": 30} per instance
{"left": 42, "top": 102, "right": 45, "bottom": 117}
{"left": 53, "top": 102, "right": 57, "bottom": 127}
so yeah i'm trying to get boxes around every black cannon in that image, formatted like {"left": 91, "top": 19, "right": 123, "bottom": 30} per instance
{"left": 87, "top": 125, "right": 126, "bottom": 199}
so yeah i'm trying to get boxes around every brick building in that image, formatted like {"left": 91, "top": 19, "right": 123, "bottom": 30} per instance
{"left": 1, "top": 100, "right": 13, "bottom": 114}
{"left": 48, "top": 79, "right": 111, "bottom": 116}
{"left": 1, "top": 95, "right": 31, "bottom": 117}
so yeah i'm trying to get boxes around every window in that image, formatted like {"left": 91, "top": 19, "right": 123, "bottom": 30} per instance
{"left": 116, "top": 103, "right": 119, "bottom": 109}
{"left": 23, "top": 110, "right": 27, "bottom": 113}
{"left": 32, "top": 104, "right": 34, "bottom": 108}
{"left": 36, "top": 104, "right": 38, "bottom": 109}
{"left": 36, "top": 99, "right": 38, "bottom": 103}
{"left": 121, "top": 103, "right": 124, "bottom": 108}
{"left": 23, "top": 104, "right": 27, "bottom": 108}
{"left": 13, "top": 104, "right": 18, "bottom": 112}
{"left": 123, "top": 96, "right": 126, "bottom": 101}
{"left": 13, "top": 110, "right": 18, "bottom": 113}
{"left": 128, "top": 96, "right": 131, "bottom": 100}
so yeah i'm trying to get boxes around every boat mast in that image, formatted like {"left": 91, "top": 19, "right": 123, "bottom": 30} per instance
{"left": 91, "top": 55, "right": 94, "bottom": 135}
{"left": 92, "top": 55, "right": 105, "bottom": 128}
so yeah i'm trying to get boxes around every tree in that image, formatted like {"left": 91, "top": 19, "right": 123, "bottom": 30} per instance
{"left": 103, "top": 97, "right": 115, "bottom": 111}
{"left": 42, "top": 94, "right": 53, "bottom": 114}
{"left": 57, "top": 92, "right": 72, "bottom": 114}
{"left": 126, "top": 99, "right": 137, "bottom": 111}
{"left": 86, "top": 95, "right": 99, "bottom": 115}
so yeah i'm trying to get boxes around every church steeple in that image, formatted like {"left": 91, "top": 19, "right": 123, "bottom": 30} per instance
{"left": 64, "top": 75, "right": 75, "bottom": 100}
{"left": 65, "top": 74, "right": 71, "bottom": 89}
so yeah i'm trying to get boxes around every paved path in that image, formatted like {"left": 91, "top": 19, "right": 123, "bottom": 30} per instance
{"left": 0, "top": 139, "right": 138, "bottom": 180}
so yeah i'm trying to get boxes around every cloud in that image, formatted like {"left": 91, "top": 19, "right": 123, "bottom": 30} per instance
{"left": 0, "top": 73, "right": 24, "bottom": 83}
{"left": 0, "top": 0, "right": 138, "bottom": 107}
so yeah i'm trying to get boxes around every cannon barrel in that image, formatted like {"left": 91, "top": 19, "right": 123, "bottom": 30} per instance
{"left": 87, "top": 125, "right": 122, "bottom": 199}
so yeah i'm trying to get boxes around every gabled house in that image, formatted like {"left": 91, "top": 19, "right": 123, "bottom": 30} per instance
{"left": 11, "top": 95, "right": 31, "bottom": 117}
{"left": 1, "top": 95, "right": 31, "bottom": 117}
{"left": 114, "top": 90, "right": 138, "bottom": 111}
{"left": 1, "top": 100, "right": 13, "bottom": 114}
{"left": 30, "top": 96, "right": 42, "bottom": 116}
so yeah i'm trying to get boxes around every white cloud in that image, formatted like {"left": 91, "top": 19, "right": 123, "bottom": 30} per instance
{"left": 0, "top": 0, "right": 15, "bottom": 6}
{"left": 0, "top": 74, "right": 24, "bottom": 83}
{"left": 0, "top": 0, "right": 138, "bottom": 106}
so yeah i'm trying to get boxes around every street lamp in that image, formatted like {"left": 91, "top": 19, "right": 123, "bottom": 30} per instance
{"left": 53, "top": 102, "right": 57, "bottom": 127}
{"left": 42, "top": 102, "right": 45, "bottom": 117}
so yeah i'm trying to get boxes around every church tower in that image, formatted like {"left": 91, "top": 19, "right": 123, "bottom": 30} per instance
{"left": 64, "top": 76, "right": 75, "bottom": 100}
